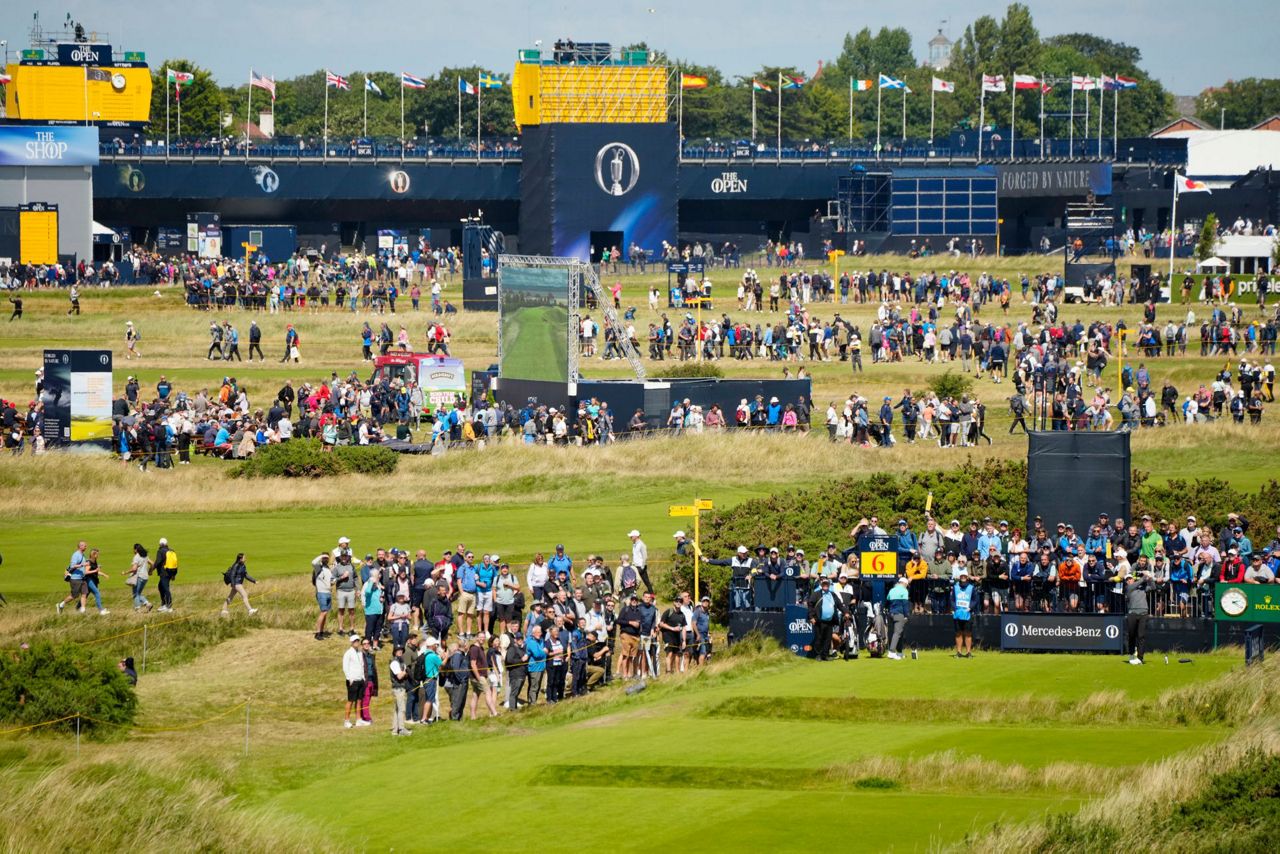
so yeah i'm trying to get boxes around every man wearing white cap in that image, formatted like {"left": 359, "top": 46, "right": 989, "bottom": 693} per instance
{"left": 332, "top": 537, "right": 360, "bottom": 635}
{"left": 673, "top": 531, "right": 689, "bottom": 556}
{"left": 342, "top": 634, "right": 365, "bottom": 728}
{"left": 629, "top": 530, "right": 652, "bottom": 595}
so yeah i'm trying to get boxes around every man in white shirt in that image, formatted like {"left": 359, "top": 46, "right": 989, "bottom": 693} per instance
{"left": 629, "top": 530, "right": 651, "bottom": 595}
{"left": 342, "top": 635, "right": 365, "bottom": 728}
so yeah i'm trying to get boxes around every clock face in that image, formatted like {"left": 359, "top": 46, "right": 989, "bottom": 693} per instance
{"left": 111, "top": 73, "right": 127, "bottom": 91}
{"left": 1220, "top": 588, "right": 1248, "bottom": 617}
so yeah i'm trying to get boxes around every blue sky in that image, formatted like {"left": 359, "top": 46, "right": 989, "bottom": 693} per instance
{"left": 5, "top": 0, "right": 1268, "bottom": 96}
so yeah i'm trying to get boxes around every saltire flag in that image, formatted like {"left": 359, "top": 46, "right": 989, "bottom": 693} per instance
{"left": 1115, "top": 75, "right": 1138, "bottom": 89}
{"left": 1013, "top": 74, "right": 1041, "bottom": 90}
{"left": 878, "top": 73, "right": 906, "bottom": 90}
{"left": 365, "top": 76, "right": 383, "bottom": 96}
{"left": 401, "top": 72, "right": 427, "bottom": 90}
{"left": 851, "top": 79, "right": 873, "bottom": 91}
{"left": 1071, "top": 75, "right": 1097, "bottom": 91}
{"left": 479, "top": 73, "right": 503, "bottom": 89}
{"left": 931, "top": 77, "right": 955, "bottom": 93}
{"left": 752, "top": 79, "right": 772, "bottom": 93}
{"left": 326, "top": 71, "right": 350, "bottom": 90}
{"left": 1175, "top": 174, "right": 1211, "bottom": 194}
{"left": 981, "top": 74, "right": 1006, "bottom": 92}
{"left": 458, "top": 77, "right": 477, "bottom": 95}
{"left": 250, "top": 70, "right": 276, "bottom": 100}
{"left": 680, "top": 74, "right": 708, "bottom": 89}
{"left": 780, "top": 75, "right": 805, "bottom": 89}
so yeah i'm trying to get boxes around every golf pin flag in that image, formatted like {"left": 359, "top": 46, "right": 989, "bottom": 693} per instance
{"left": 931, "top": 77, "right": 954, "bottom": 93}
{"left": 851, "top": 78, "right": 873, "bottom": 91}
{"left": 1175, "top": 174, "right": 1211, "bottom": 194}
{"left": 680, "top": 74, "right": 708, "bottom": 89}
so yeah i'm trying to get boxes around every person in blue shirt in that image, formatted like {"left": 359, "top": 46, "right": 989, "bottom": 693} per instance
{"left": 976, "top": 518, "right": 1002, "bottom": 560}
{"left": 455, "top": 554, "right": 478, "bottom": 638}
{"left": 475, "top": 555, "right": 497, "bottom": 634}
{"left": 952, "top": 572, "right": 976, "bottom": 657}
{"left": 805, "top": 577, "right": 844, "bottom": 661}
{"left": 58, "top": 540, "right": 89, "bottom": 614}
{"left": 213, "top": 424, "right": 232, "bottom": 457}
{"left": 766, "top": 397, "right": 782, "bottom": 427}
{"left": 1084, "top": 525, "right": 1108, "bottom": 557}
{"left": 895, "top": 519, "right": 917, "bottom": 568}
{"left": 886, "top": 577, "right": 911, "bottom": 659}
{"left": 878, "top": 397, "right": 894, "bottom": 446}
{"left": 547, "top": 545, "right": 573, "bottom": 582}
{"left": 524, "top": 625, "right": 548, "bottom": 704}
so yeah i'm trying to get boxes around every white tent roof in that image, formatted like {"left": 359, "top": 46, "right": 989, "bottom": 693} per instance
{"left": 1160, "top": 130, "right": 1280, "bottom": 179}
{"left": 1215, "top": 234, "right": 1277, "bottom": 259}
{"left": 91, "top": 221, "right": 117, "bottom": 238}
{"left": 1197, "top": 256, "right": 1229, "bottom": 269}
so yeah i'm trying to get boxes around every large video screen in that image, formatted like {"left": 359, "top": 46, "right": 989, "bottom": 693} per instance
{"left": 498, "top": 266, "right": 571, "bottom": 383}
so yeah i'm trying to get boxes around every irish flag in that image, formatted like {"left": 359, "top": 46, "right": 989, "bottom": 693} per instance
{"left": 1175, "top": 174, "right": 1211, "bottom": 194}
{"left": 852, "top": 79, "right": 873, "bottom": 92}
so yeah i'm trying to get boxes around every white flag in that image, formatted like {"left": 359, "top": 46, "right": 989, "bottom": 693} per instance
{"left": 981, "top": 74, "right": 1006, "bottom": 93}
{"left": 932, "top": 77, "right": 955, "bottom": 93}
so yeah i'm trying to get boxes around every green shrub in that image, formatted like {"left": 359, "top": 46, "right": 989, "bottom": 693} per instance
{"left": 0, "top": 640, "right": 136, "bottom": 737}
{"left": 927, "top": 369, "right": 975, "bottom": 400}
{"left": 652, "top": 361, "right": 725, "bottom": 379}
{"left": 232, "top": 439, "right": 399, "bottom": 478}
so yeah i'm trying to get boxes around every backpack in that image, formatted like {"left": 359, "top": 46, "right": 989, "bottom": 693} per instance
{"left": 222, "top": 566, "right": 235, "bottom": 585}
{"left": 621, "top": 566, "right": 638, "bottom": 590}
{"left": 442, "top": 651, "right": 467, "bottom": 687}
{"left": 164, "top": 550, "right": 179, "bottom": 574}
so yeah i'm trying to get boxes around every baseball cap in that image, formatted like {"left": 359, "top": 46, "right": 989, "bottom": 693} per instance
{"left": 737, "top": 545, "right": 748, "bottom": 554}
{"left": 349, "top": 634, "right": 361, "bottom": 643}
{"left": 673, "top": 531, "right": 686, "bottom": 538}
{"left": 338, "top": 536, "right": 350, "bottom": 544}
{"left": 628, "top": 529, "right": 641, "bottom": 537}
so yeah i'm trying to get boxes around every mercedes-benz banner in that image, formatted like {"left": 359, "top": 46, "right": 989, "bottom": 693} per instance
{"left": 999, "top": 614, "right": 1124, "bottom": 652}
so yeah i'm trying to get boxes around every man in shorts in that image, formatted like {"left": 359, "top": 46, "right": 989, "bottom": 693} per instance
{"left": 342, "top": 634, "right": 365, "bottom": 728}
{"left": 659, "top": 598, "right": 687, "bottom": 674}
{"left": 418, "top": 636, "right": 442, "bottom": 724}
{"left": 952, "top": 571, "right": 976, "bottom": 658}
{"left": 312, "top": 553, "right": 334, "bottom": 640}
{"left": 455, "top": 552, "right": 478, "bottom": 638}
{"left": 475, "top": 554, "right": 497, "bottom": 635}
{"left": 467, "top": 632, "right": 497, "bottom": 719}
{"left": 616, "top": 593, "right": 643, "bottom": 679}
{"left": 332, "top": 537, "right": 360, "bottom": 635}
{"left": 58, "top": 540, "right": 89, "bottom": 614}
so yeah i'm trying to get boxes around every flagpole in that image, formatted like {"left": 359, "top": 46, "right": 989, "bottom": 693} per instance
{"left": 1068, "top": 80, "right": 1075, "bottom": 156}
{"left": 849, "top": 79, "right": 854, "bottom": 142}
{"left": 901, "top": 86, "right": 907, "bottom": 145}
{"left": 677, "top": 70, "right": 684, "bottom": 146}
{"left": 1084, "top": 84, "right": 1090, "bottom": 144}
{"left": 875, "top": 73, "right": 882, "bottom": 158}
{"left": 457, "top": 78, "right": 462, "bottom": 141}
{"left": 245, "top": 70, "right": 252, "bottom": 158}
{"left": 929, "top": 84, "right": 935, "bottom": 144}
{"left": 476, "top": 80, "right": 482, "bottom": 161}
{"left": 165, "top": 69, "right": 171, "bottom": 151}
{"left": 363, "top": 74, "right": 368, "bottom": 137}
{"left": 323, "top": 76, "right": 330, "bottom": 159}
{"left": 1097, "top": 83, "right": 1103, "bottom": 157}
{"left": 1168, "top": 182, "right": 1179, "bottom": 280}
{"left": 1010, "top": 79, "right": 1016, "bottom": 159}
{"left": 776, "top": 72, "right": 782, "bottom": 159}
{"left": 1113, "top": 75, "right": 1120, "bottom": 157}
{"left": 400, "top": 76, "right": 405, "bottom": 159}
{"left": 1039, "top": 72, "right": 1045, "bottom": 160}
{"left": 177, "top": 77, "right": 182, "bottom": 139}
{"left": 978, "top": 84, "right": 986, "bottom": 162}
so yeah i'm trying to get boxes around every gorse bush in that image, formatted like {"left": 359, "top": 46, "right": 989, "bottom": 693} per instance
{"left": 0, "top": 640, "right": 136, "bottom": 737}
{"left": 927, "top": 369, "right": 975, "bottom": 400}
{"left": 652, "top": 362, "right": 725, "bottom": 379}
{"left": 232, "top": 439, "right": 399, "bottom": 478}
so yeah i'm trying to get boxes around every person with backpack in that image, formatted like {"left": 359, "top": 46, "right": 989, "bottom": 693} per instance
{"left": 425, "top": 586, "right": 453, "bottom": 643}
{"left": 154, "top": 537, "right": 177, "bottom": 613}
{"left": 615, "top": 555, "right": 640, "bottom": 600}
{"left": 440, "top": 641, "right": 469, "bottom": 720}
{"left": 221, "top": 552, "right": 258, "bottom": 616}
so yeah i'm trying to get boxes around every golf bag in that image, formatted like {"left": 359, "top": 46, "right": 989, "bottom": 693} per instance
{"left": 864, "top": 604, "right": 887, "bottom": 659}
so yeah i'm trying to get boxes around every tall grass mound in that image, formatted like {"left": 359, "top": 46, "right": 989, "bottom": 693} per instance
{"left": 0, "top": 641, "right": 136, "bottom": 737}
{"left": 232, "top": 440, "right": 399, "bottom": 479}
{"left": 652, "top": 361, "right": 725, "bottom": 379}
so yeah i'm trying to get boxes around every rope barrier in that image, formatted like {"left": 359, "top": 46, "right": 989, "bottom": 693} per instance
{"left": 0, "top": 715, "right": 80, "bottom": 737}
{"left": 70, "top": 596, "right": 278, "bottom": 648}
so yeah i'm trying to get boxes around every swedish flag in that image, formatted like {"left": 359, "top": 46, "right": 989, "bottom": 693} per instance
{"left": 478, "top": 73, "right": 503, "bottom": 89}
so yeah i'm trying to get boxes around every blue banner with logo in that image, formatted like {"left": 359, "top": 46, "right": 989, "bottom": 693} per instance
{"left": 784, "top": 604, "right": 813, "bottom": 655}
{"left": 0, "top": 126, "right": 100, "bottom": 166}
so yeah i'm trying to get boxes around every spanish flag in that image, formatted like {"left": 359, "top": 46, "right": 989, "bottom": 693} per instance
{"left": 681, "top": 74, "right": 708, "bottom": 89}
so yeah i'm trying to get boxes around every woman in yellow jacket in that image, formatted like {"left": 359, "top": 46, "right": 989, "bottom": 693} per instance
{"left": 905, "top": 552, "right": 930, "bottom": 615}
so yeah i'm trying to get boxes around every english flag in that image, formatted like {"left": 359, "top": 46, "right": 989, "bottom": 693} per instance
{"left": 981, "top": 74, "right": 1006, "bottom": 93}
{"left": 1175, "top": 174, "right": 1211, "bottom": 194}
{"left": 1071, "top": 75, "right": 1098, "bottom": 91}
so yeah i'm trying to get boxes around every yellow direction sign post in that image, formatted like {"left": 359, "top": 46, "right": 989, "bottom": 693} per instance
{"left": 669, "top": 499, "right": 714, "bottom": 596}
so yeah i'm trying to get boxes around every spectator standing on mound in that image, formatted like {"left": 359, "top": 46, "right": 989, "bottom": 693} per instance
{"left": 221, "top": 552, "right": 258, "bottom": 615}
{"left": 343, "top": 634, "right": 365, "bottom": 728}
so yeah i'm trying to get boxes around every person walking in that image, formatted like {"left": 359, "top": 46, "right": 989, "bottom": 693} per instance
{"left": 359, "top": 638, "right": 378, "bottom": 725}
{"left": 58, "top": 540, "right": 90, "bottom": 615}
{"left": 248, "top": 320, "right": 264, "bottom": 361}
{"left": 628, "top": 529, "right": 653, "bottom": 595}
{"left": 388, "top": 646, "right": 412, "bottom": 736}
{"left": 1124, "top": 571, "right": 1155, "bottom": 664}
{"left": 280, "top": 324, "right": 300, "bottom": 363}
{"left": 886, "top": 576, "right": 910, "bottom": 659}
{"left": 83, "top": 548, "right": 110, "bottom": 616}
{"left": 127, "top": 543, "right": 153, "bottom": 612}
{"left": 125, "top": 321, "right": 142, "bottom": 360}
{"left": 220, "top": 552, "right": 258, "bottom": 615}
{"left": 224, "top": 322, "right": 242, "bottom": 361}
{"left": 67, "top": 285, "right": 81, "bottom": 316}
{"left": 805, "top": 576, "right": 843, "bottom": 660}
{"left": 342, "top": 634, "right": 365, "bottom": 728}
{"left": 154, "top": 537, "right": 177, "bottom": 612}
{"left": 7, "top": 294, "right": 21, "bottom": 321}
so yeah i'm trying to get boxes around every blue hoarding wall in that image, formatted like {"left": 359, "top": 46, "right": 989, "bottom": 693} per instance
{"left": 0, "top": 126, "right": 100, "bottom": 166}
